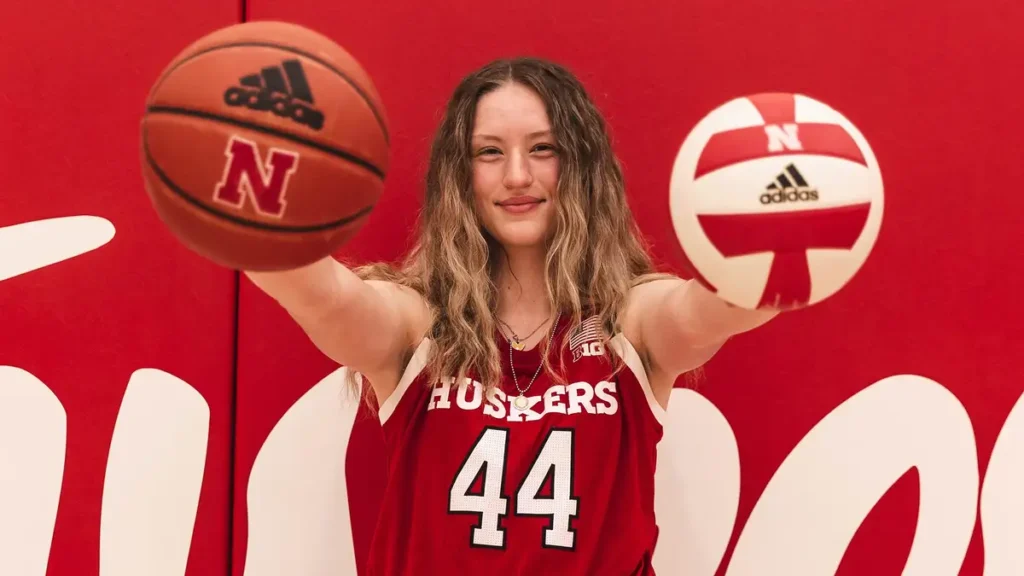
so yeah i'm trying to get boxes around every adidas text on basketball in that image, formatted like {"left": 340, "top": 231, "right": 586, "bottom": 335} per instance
{"left": 223, "top": 59, "right": 325, "bottom": 131}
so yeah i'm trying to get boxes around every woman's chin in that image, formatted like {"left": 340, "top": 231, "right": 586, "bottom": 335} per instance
{"left": 491, "top": 226, "right": 550, "bottom": 250}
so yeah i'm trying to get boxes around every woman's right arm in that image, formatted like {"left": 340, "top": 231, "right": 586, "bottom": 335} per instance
{"left": 244, "top": 256, "right": 430, "bottom": 399}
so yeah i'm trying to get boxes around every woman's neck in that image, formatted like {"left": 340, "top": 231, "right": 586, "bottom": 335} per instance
{"left": 494, "top": 245, "right": 552, "bottom": 330}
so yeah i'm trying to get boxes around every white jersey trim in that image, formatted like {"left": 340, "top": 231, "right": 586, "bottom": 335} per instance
{"left": 378, "top": 337, "right": 433, "bottom": 425}
{"left": 608, "top": 333, "right": 667, "bottom": 425}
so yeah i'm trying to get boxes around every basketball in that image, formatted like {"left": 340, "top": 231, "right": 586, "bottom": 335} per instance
{"left": 140, "top": 21, "right": 390, "bottom": 271}
{"left": 669, "top": 92, "right": 884, "bottom": 311}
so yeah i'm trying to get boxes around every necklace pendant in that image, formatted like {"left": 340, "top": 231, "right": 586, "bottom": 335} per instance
{"left": 514, "top": 394, "right": 529, "bottom": 410}
{"left": 511, "top": 339, "right": 525, "bottom": 351}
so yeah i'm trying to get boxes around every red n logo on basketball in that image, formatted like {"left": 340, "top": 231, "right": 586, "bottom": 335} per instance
{"left": 213, "top": 136, "right": 299, "bottom": 218}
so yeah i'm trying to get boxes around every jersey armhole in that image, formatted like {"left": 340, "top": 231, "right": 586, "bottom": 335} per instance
{"left": 378, "top": 337, "right": 433, "bottom": 425}
{"left": 608, "top": 333, "right": 667, "bottom": 425}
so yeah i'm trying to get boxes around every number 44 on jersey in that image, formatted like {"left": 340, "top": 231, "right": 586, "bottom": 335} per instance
{"left": 449, "top": 427, "right": 579, "bottom": 550}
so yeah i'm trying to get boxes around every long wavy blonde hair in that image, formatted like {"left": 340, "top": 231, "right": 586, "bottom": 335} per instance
{"left": 353, "top": 57, "right": 672, "bottom": 395}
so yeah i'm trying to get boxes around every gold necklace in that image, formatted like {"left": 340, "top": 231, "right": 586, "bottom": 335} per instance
{"left": 509, "top": 313, "right": 560, "bottom": 410}
{"left": 496, "top": 315, "right": 549, "bottom": 351}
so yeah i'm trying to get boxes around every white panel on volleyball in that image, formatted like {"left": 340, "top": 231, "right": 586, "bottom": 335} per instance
{"left": 795, "top": 94, "right": 885, "bottom": 305}
{"left": 670, "top": 97, "right": 770, "bottom": 309}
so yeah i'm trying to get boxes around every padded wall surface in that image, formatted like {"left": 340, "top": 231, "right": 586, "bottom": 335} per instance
{"left": 2, "top": 0, "right": 1023, "bottom": 574}
{"left": 235, "top": 1, "right": 1024, "bottom": 574}
{"left": 0, "top": 2, "right": 238, "bottom": 575}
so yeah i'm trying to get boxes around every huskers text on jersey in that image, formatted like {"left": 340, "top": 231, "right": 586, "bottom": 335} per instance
{"left": 427, "top": 378, "right": 619, "bottom": 422}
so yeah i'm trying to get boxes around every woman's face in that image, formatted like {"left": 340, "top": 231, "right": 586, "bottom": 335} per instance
{"left": 471, "top": 82, "right": 560, "bottom": 250}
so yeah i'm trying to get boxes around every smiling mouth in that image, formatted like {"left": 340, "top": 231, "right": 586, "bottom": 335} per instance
{"left": 496, "top": 198, "right": 544, "bottom": 206}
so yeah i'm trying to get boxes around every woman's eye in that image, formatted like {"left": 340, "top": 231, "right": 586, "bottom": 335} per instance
{"left": 533, "top": 144, "right": 558, "bottom": 153}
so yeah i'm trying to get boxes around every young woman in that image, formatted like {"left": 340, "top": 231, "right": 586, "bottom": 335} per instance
{"left": 247, "top": 57, "right": 777, "bottom": 575}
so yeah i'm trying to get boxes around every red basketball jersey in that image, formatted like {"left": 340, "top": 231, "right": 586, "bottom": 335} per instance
{"left": 365, "top": 316, "right": 666, "bottom": 575}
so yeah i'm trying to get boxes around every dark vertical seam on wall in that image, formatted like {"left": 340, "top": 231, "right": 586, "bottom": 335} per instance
{"left": 227, "top": 5, "right": 247, "bottom": 576}
{"left": 227, "top": 270, "right": 241, "bottom": 576}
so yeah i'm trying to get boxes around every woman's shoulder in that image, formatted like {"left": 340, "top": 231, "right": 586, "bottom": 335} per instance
{"left": 617, "top": 273, "right": 687, "bottom": 351}
{"left": 366, "top": 280, "right": 432, "bottom": 342}
{"left": 621, "top": 272, "right": 685, "bottom": 321}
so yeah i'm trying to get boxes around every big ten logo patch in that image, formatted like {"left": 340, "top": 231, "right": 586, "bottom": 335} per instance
{"left": 569, "top": 316, "right": 605, "bottom": 362}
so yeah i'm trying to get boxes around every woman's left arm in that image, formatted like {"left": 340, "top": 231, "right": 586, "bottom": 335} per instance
{"left": 624, "top": 277, "right": 779, "bottom": 386}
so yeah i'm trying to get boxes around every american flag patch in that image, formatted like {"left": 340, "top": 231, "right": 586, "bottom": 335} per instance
{"left": 569, "top": 315, "right": 604, "bottom": 362}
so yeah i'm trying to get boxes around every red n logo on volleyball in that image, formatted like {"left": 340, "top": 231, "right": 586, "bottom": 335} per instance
{"left": 764, "top": 124, "right": 803, "bottom": 152}
{"left": 213, "top": 136, "right": 299, "bottom": 218}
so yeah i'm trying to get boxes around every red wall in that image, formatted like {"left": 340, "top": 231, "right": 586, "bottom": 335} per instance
{"left": 2, "top": 0, "right": 1023, "bottom": 574}
{"left": 0, "top": 2, "right": 239, "bottom": 575}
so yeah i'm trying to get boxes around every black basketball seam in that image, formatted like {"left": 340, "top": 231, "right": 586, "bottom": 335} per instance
{"left": 146, "top": 105, "right": 386, "bottom": 180}
{"left": 141, "top": 128, "right": 375, "bottom": 233}
{"left": 148, "top": 40, "right": 390, "bottom": 144}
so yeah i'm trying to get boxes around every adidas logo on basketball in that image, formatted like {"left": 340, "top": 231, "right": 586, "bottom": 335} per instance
{"left": 760, "top": 163, "right": 819, "bottom": 205}
{"left": 223, "top": 59, "right": 325, "bottom": 131}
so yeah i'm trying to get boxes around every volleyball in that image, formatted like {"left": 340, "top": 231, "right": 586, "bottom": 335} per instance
{"left": 669, "top": 92, "right": 884, "bottom": 310}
